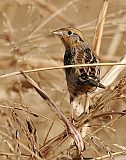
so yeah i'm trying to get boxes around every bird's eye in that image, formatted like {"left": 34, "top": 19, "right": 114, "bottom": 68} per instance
{"left": 68, "top": 31, "right": 72, "bottom": 35}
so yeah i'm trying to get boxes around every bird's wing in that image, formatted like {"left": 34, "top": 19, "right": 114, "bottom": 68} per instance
{"left": 74, "top": 44, "right": 105, "bottom": 88}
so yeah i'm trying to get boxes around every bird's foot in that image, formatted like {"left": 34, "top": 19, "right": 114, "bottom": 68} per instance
{"left": 70, "top": 116, "right": 76, "bottom": 125}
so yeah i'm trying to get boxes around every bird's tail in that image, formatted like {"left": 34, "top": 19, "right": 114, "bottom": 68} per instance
{"left": 98, "top": 82, "right": 106, "bottom": 89}
{"left": 85, "top": 78, "right": 106, "bottom": 89}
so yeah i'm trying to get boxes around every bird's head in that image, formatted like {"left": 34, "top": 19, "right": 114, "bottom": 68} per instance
{"left": 52, "top": 27, "right": 87, "bottom": 48}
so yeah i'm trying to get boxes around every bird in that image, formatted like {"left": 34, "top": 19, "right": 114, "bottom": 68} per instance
{"left": 52, "top": 27, "right": 105, "bottom": 104}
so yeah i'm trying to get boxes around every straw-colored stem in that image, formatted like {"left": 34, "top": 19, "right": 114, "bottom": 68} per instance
{"left": 92, "top": 0, "right": 109, "bottom": 56}
{"left": 0, "top": 62, "right": 126, "bottom": 79}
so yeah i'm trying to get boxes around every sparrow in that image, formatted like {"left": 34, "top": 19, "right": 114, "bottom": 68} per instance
{"left": 53, "top": 27, "right": 105, "bottom": 103}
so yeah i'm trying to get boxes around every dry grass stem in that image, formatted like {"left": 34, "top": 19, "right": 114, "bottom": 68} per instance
{"left": 0, "top": 62, "right": 126, "bottom": 79}
{"left": 101, "top": 55, "right": 126, "bottom": 86}
{"left": 21, "top": 72, "right": 84, "bottom": 153}
{"left": 92, "top": 0, "right": 109, "bottom": 56}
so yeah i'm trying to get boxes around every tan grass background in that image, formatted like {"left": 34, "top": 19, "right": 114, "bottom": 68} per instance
{"left": 0, "top": 0, "right": 126, "bottom": 159}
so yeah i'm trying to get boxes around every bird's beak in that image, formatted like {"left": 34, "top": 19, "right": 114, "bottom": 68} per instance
{"left": 52, "top": 30, "right": 63, "bottom": 36}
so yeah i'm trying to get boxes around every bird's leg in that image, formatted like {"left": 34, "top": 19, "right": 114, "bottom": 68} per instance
{"left": 70, "top": 101, "right": 76, "bottom": 124}
{"left": 84, "top": 93, "right": 90, "bottom": 113}
{"left": 71, "top": 101, "right": 74, "bottom": 122}
{"left": 80, "top": 93, "right": 90, "bottom": 138}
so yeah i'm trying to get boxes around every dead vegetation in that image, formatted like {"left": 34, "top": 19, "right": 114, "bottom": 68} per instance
{"left": 0, "top": 0, "right": 126, "bottom": 159}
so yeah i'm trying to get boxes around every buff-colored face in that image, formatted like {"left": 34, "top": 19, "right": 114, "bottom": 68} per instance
{"left": 53, "top": 27, "right": 86, "bottom": 47}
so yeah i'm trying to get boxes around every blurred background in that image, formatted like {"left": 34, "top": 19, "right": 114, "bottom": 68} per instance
{"left": 0, "top": 0, "right": 126, "bottom": 159}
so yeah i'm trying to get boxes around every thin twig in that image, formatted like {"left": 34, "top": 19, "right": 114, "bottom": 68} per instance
{"left": 0, "top": 62, "right": 126, "bottom": 79}
{"left": 0, "top": 130, "right": 44, "bottom": 160}
{"left": 92, "top": 151, "right": 124, "bottom": 160}
{"left": 0, "top": 104, "right": 64, "bottom": 129}
{"left": 21, "top": 72, "right": 84, "bottom": 153}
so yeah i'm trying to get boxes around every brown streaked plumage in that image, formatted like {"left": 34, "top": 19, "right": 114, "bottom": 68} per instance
{"left": 53, "top": 27, "right": 105, "bottom": 103}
